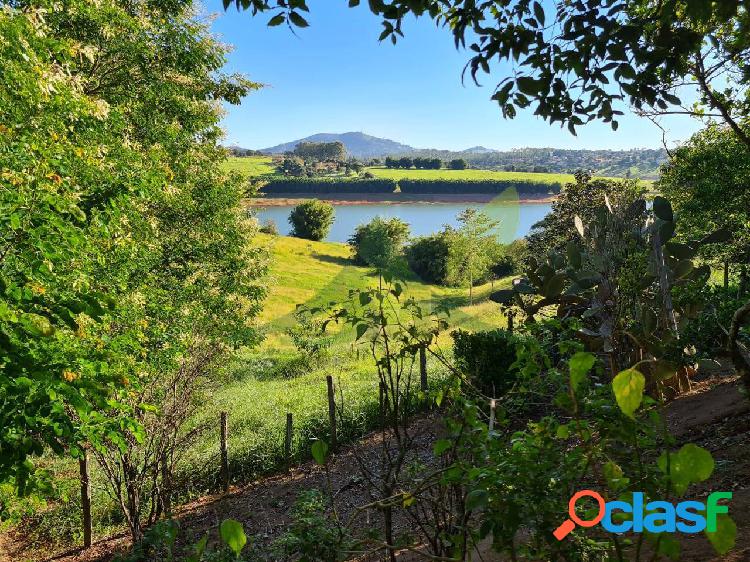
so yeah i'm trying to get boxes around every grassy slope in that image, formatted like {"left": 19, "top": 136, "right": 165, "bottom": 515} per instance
{"left": 366, "top": 166, "right": 572, "bottom": 185}
{"left": 222, "top": 156, "right": 571, "bottom": 184}
{"left": 222, "top": 155, "right": 275, "bottom": 177}
{"left": 180, "top": 234, "right": 510, "bottom": 492}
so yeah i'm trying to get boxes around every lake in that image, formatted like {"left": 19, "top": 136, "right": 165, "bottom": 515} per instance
{"left": 251, "top": 199, "right": 553, "bottom": 243}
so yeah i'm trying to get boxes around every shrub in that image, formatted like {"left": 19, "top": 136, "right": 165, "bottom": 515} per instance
{"left": 451, "top": 329, "right": 521, "bottom": 396}
{"left": 449, "top": 158, "right": 468, "bottom": 170}
{"left": 261, "top": 177, "right": 397, "bottom": 194}
{"left": 276, "top": 156, "right": 309, "bottom": 177}
{"left": 348, "top": 217, "right": 410, "bottom": 268}
{"left": 398, "top": 178, "right": 560, "bottom": 194}
{"left": 289, "top": 200, "right": 335, "bottom": 241}
{"left": 490, "top": 239, "right": 527, "bottom": 278}
{"left": 405, "top": 230, "right": 454, "bottom": 285}
{"left": 259, "top": 218, "right": 278, "bottom": 235}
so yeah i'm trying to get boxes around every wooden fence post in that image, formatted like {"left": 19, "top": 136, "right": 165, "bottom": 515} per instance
{"left": 79, "top": 449, "right": 92, "bottom": 548}
{"left": 220, "top": 411, "right": 229, "bottom": 493}
{"left": 285, "top": 412, "right": 293, "bottom": 465}
{"left": 161, "top": 450, "right": 171, "bottom": 517}
{"left": 488, "top": 399, "right": 496, "bottom": 433}
{"left": 419, "top": 346, "right": 428, "bottom": 392}
{"left": 326, "top": 375, "right": 337, "bottom": 452}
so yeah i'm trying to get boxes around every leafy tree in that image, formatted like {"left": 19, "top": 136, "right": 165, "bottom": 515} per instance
{"left": 397, "top": 156, "right": 413, "bottom": 169}
{"left": 1, "top": 1, "right": 266, "bottom": 529}
{"left": 658, "top": 124, "right": 750, "bottom": 284}
{"left": 384, "top": 156, "right": 397, "bottom": 168}
{"left": 227, "top": 1, "right": 750, "bottom": 149}
{"left": 348, "top": 217, "right": 410, "bottom": 270}
{"left": 293, "top": 141, "right": 346, "bottom": 162}
{"left": 448, "top": 158, "right": 468, "bottom": 170}
{"left": 289, "top": 200, "right": 335, "bottom": 241}
{"left": 447, "top": 209, "right": 499, "bottom": 304}
{"left": 405, "top": 229, "right": 455, "bottom": 285}
{"left": 277, "top": 156, "right": 309, "bottom": 177}
{"left": 526, "top": 171, "right": 645, "bottom": 257}
{"left": 490, "top": 239, "right": 527, "bottom": 278}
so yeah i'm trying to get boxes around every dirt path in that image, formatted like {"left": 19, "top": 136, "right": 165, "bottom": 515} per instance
{"left": 3, "top": 377, "right": 750, "bottom": 562}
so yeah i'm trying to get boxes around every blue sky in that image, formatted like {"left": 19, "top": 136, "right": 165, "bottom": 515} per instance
{"left": 205, "top": 1, "right": 702, "bottom": 152}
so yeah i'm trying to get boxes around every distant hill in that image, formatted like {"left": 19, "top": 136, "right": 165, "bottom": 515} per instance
{"left": 260, "top": 132, "right": 416, "bottom": 159}
{"left": 246, "top": 131, "right": 668, "bottom": 178}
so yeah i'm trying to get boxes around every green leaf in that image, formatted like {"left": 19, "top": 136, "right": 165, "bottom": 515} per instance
{"left": 543, "top": 273, "right": 567, "bottom": 298}
{"left": 664, "top": 242, "right": 695, "bottom": 260}
{"left": 289, "top": 11, "right": 309, "bottom": 27}
{"left": 566, "top": 241, "right": 582, "bottom": 268}
{"left": 612, "top": 369, "right": 645, "bottom": 418}
{"left": 20, "top": 313, "right": 55, "bottom": 337}
{"left": 465, "top": 489, "right": 489, "bottom": 511}
{"left": 533, "top": 1, "right": 545, "bottom": 25}
{"left": 311, "top": 439, "right": 329, "bottom": 465}
{"left": 220, "top": 519, "right": 247, "bottom": 557}
{"left": 569, "top": 351, "right": 596, "bottom": 392}
{"left": 657, "top": 444, "right": 714, "bottom": 496}
{"left": 267, "top": 13, "right": 285, "bottom": 26}
{"left": 433, "top": 439, "right": 452, "bottom": 455}
{"left": 706, "top": 515, "right": 736, "bottom": 555}
{"left": 602, "top": 461, "right": 630, "bottom": 492}
{"left": 673, "top": 259, "right": 694, "bottom": 279}
{"left": 653, "top": 196, "right": 673, "bottom": 222}
{"left": 355, "top": 323, "right": 367, "bottom": 340}
{"left": 359, "top": 292, "right": 372, "bottom": 306}
{"left": 700, "top": 229, "right": 731, "bottom": 245}
{"left": 656, "top": 533, "right": 681, "bottom": 559}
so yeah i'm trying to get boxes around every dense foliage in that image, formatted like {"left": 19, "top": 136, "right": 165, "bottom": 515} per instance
{"left": 451, "top": 329, "right": 521, "bottom": 396}
{"left": 261, "top": 177, "right": 397, "bottom": 194}
{"left": 292, "top": 141, "right": 347, "bottom": 162}
{"left": 288, "top": 200, "right": 335, "bottom": 241}
{"left": 405, "top": 231, "right": 454, "bottom": 285}
{"left": 1, "top": 0, "right": 266, "bottom": 530}
{"left": 658, "top": 124, "right": 750, "bottom": 275}
{"left": 348, "top": 217, "right": 410, "bottom": 269}
{"left": 527, "top": 171, "right": 645, "bottom": 257}
{"left": 398, "top": 178, "right": 561, "bottom": 194}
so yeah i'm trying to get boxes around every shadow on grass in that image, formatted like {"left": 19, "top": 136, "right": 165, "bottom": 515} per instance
{"left": 310, "top": 252, "right": 352, "bottom": 267}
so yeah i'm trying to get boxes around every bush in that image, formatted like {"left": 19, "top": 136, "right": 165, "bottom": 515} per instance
{"left": 451, "top": 329, "right": 521, "bottom": 396}
{"left": 405, "top": 230, "right": 454, "bottom": 285}
{"left": 276, "top": 156, "right": 309, "bottom": 177}
{"left": 289, "top": 200, "right": 335, "bottom": 241}
{"left": 449, "top": 158, "right": 468, "bottom": 170}
{"left": 261, "top": 177, "right": 397, "bottom": 194}
{"left": 259, "top": 218, "right": 278, "bottom": 235}
{"left": 398, "top": 178, "right": 560, "bottom": 194}
{"left": 348, "top": 217, "right": 410, "bottom": 268}
{"left": 490, "top": 239, "right": 527, "bottom": 278}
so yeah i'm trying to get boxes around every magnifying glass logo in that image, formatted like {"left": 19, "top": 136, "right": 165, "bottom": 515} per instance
{"left": 553, "top": 490, "right": 606, "bottom": 540}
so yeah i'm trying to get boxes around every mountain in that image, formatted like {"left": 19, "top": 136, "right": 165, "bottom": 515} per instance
{"left": 461, "top": 146, "right": 497, "bottom": 154}
{"left": 260, "top": 132, "right": 416, "bottom": 159}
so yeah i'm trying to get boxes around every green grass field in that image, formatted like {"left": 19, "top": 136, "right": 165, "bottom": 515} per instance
{"left": 18, "top": 233, "right": 510, "bottom": 548}
{"left": 179, "top": 233, "right": 509, "bottom": 492}
{"left": 222, "top": 156, "right": 572, "bottom": 184}
{"left": 222, "top": 155, "right": 275, "bottom": 177}
{"left": 365, "top": 166, "right": 573, "bottom": 185}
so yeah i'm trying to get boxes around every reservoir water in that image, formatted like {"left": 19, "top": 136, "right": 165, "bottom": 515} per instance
{"left": 252, "top": 200, "right": 553, "bottom": 243}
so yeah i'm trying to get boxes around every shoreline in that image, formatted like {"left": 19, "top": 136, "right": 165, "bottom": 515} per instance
{"left": 245, "top": 192, "right": 557, "bottom": 206}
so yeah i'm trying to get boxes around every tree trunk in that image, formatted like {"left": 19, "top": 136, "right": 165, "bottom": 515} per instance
{"left": 724, "top": 259, "right": 730, "bottom": 289}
